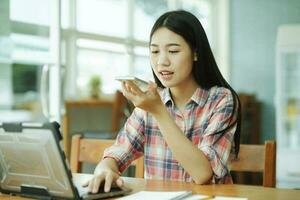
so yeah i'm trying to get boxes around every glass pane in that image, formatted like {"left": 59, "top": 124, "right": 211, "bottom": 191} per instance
{"left": 0, "top": 63, "right": 48, "bottom": 122}
{"left": 77, "top": 0, "right": 127, "bottom": 37}
{"left": 77, "top": 47, "right": 128, "bottom": 96}
{"left": 77, "top": 39, "right": 126, "bottom": 53}
{"left": 179, "top": 0, "right": 212, "bottom": 41}
{"left": 10, "top": 0, "right": 51, "bottom": 26}
{"left": 11, "top": 33, "right": 50, "bottom": 64}
{"left": 11, "top": 63, "right": 41, "bottom": 107}
{"left": 133, "top": 55, "right": 153, "bottom": 81}
{"left": 134, "top": 46, "right": 149, "bottom": 56}
{"left": 133, "top": 47, "right": 152, "bottom": 81}
{"left": 134, "top": 0, "right": 168, "bottom": 41}
{"left": 2, "top": 0, "right": 62, "bottom": 123}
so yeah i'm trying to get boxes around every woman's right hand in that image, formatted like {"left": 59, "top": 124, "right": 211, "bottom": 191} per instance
{"left": 82, "top": 158, "right": 124, "bottom": 193}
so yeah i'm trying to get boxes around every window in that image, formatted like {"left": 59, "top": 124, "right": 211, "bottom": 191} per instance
{"left": 0, "top": 0, "right": 217, "bottom": 121}
{"left": 10, "top": 0, "right": 51, "bottom": 26}
{"left": 10, "top": 33, "right": 50, "bottom": 64}
{"left": 77, "top": 39, "right": 128, "bottom": 95}
{"left": 77, "top": 0, "right": 128, "bottom": 37}
{"left": 133, "top": 47, "right": 152, "bottom": 81}
{"left": 1, "top": 0, "right": 219, "bottom": 122}
{"left": 133, "top": 0, "right": 168, "bottom": 41}
{"left": 7, "top": 0, "right": 63, "bottom": 122}
{"left": 180, "top": 0, "right": 212, "bottom": 42}
{"left": 7, "top": 0, "right": 214, "bottom": 97}
{"left": 12, "top": 63, "right": 42, "bottom": 106}
{"left": 67, "top": 0, "right": 214, "bottom": 96}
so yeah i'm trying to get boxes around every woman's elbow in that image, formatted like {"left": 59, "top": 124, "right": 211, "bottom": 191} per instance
{"left": 193, "top": 172, "right": 213, "bottom": 185}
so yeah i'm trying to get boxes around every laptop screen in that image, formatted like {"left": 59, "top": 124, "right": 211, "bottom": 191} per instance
{"left": 0, "top": 123, "right": 76, "bottom": 199}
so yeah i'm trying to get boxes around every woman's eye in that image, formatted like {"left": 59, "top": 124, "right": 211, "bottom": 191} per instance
{"left": 151, "top": 50, "right": 159, "bottom": 54}
{"left": 169, "top": 50, "right": 179, "bottom": 54}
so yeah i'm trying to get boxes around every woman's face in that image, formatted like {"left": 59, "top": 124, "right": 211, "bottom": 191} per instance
{"left": 150, "top": 27, "right": 195, "bottom": 89}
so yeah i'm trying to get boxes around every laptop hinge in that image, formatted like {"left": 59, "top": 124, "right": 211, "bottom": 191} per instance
{"left": 20, "top": 184, "right": 52, "bottom": 200}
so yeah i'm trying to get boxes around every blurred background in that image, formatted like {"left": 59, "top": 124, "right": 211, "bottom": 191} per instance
{"left": 0, "top": 0, "right": 300, "bottom": 189}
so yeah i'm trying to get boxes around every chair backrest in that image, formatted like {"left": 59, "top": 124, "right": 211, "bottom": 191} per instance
{"left": 70, "top": 134, "right": 144, "bottom": 178}
{"left": 228, "top": 140, "right": 276, "bottom": 187}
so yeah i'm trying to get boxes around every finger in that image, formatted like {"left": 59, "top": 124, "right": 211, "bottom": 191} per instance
{"left": 126, "top": 81, "right": 144, "bottom": 96}
{"left": 87, "top": 178, "right": 95, "bottom": 193}
{"left": 88, "top": 175, "right": 104, "bottom": 193}
{"left": 148, "top": 82, "right": 157, "bottom": 91}
{"left": 121, "top": 81, "right": 127, "bottom": 94}
{"left": 122, "top": 81, "right": 133, "bottom": 95}
{"left": 122, "top": 82, "right": 138, "bottom": 100}
{"left": 92, "top": 176, "right": 104, "bottom": 194}
{"left": 128, "top": 85, "right": 138, "bottom": 96}
{"left": 124, "top": 81, "right": 138, "bottom": 96}
{"left": 82, "top": 179, "right": 90, "bottom": 187}
{"left": 116, "top": 178, "right": 124, "bottom": 187}
{"left": 146, "top": 82, "right": 158, "bottom": 96}
{"left": 125, "top": 81, "right": 132, "bottom": 92}
{"left": 104, "top": 173, "right": 115, "bottom": 192}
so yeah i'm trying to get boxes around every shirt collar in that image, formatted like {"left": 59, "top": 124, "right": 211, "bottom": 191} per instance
{"left": 190, "top": 87, "right": 209, "bottom": 107}
{"left": 160, "top": 88, "right": 173, "bottom": 106}
{"left": 159, "top": 87, "right": 209, "bottom": 107}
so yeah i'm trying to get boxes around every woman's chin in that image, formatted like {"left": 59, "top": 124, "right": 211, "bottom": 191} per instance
{"left": 160, "top": 81, "right": 175, "bottom": 88}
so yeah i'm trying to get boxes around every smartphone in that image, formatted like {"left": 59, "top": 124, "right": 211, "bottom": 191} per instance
{"left": 115, "top": 76, "right": 148, "bottom": 92}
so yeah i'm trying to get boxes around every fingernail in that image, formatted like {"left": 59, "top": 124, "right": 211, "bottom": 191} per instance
{"left": 117, "top": 179, "right": 123, "bottom": 185}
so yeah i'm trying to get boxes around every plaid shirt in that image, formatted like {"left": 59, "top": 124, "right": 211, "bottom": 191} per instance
{"left": 103, "top": 86, "right": 237, "bottom": 184}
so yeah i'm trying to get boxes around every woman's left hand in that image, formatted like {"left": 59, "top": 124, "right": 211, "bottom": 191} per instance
{"left": 121, "top": 80, "right": 164, "bottom": 115}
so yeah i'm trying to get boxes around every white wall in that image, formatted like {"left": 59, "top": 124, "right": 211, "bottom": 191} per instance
{"left": 229, "top": 0, "right": 300, "bottom": 141}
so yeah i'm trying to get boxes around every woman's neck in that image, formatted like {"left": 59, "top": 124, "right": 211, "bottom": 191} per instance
{"left": 170, "top": 80, "right": 198, "bottom": 112}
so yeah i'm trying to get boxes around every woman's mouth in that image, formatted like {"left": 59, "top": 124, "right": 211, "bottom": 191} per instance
{"left": 159, "top": 71, "right": 174, "bottom": 81}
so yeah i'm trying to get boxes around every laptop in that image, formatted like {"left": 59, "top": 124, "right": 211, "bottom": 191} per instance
{"left": 0, "top": 122, "right": 132, "bottom": 199}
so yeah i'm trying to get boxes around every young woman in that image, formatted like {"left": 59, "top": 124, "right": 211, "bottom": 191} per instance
{"left": 84, "top": 10, "right": 241, "bottom": 193}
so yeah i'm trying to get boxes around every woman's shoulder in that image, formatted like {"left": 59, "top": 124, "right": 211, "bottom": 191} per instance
{"left": 207, "top": 86, "right": 233, "bottom": 102}
{"left": 208, "top": 85, "right": 231, "bottom": 94}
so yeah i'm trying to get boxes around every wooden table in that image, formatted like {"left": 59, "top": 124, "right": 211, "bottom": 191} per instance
{"left": 1, "top": 174, "right": 300, "bottom": 200}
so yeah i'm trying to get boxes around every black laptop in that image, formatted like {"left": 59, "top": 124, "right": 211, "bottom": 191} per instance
{"left": 0, "top": 122, "right": 132, "bottom": 199}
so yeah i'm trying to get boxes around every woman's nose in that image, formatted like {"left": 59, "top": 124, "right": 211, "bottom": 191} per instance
{"left": 157, "top": 53, "right": 170, "bottom": 66}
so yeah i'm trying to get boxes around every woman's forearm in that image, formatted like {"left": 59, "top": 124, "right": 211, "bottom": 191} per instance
{"left": 151, "top": 106, "right": 213, "bottom": 184}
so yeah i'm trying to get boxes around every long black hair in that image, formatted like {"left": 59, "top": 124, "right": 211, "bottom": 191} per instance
{"left": 150, "top": 10, "right": 241, "bottom": 157}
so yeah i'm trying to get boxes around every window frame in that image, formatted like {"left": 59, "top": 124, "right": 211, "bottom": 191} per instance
{"left": 10, "top": 0, "right": 222, "bottom": 97}
{"left": 66, "top": 0, "right": 218, "bottom": 96}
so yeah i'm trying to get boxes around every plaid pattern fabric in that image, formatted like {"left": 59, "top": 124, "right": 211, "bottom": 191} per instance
{"left": 103, "top": 86, "right": 237, "bottom": 184}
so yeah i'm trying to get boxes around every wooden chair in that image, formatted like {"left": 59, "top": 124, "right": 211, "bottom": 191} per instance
{"left": 229, "top": 140, "right": 276, "bottom": 187}
{"left": 70, "top": 134, "right": 144, "bottom": 178}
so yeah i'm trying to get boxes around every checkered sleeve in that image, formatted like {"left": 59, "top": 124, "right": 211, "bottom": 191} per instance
{"left": 199, "top": 89, "right": 237, "bottom": 182}
{"left": 103, "top": 108, "right": 145, "bottom": 173}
